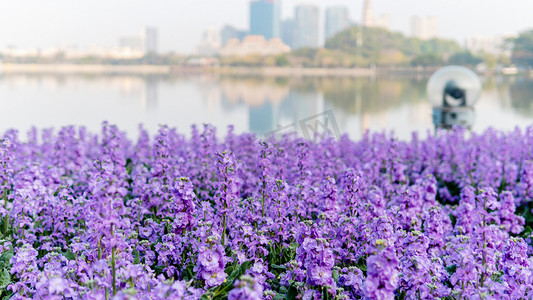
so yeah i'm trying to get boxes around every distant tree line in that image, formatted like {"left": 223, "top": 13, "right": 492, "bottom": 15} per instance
{"left": 223, "top": 26, "right": 533, "bottom": 69}
{"left": 2, "top": 28, "right": 532, "bottom": 69}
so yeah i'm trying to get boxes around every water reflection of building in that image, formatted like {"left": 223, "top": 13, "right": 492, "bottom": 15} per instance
{"left": 109, "top": 76, "right": 159, "bottom": 110}
{"left": 220, "top": 79, "right": 288, "bottom": 107}
{"left": 141, "top": 78, "right": 158, "bottom": 110}
{"left": 249, "top": 102, "right": 275, "bottom": 134}
{"left": 248, "top": 90, "right": 322, "bottom": 137}
{"left": 199, "top": 76, "right": 223, "bottom": 114}
{"left": 279, "top": 91, "right": 320, "bottom": 125}
{"left": 219, "top": 78, "right": 289, "bottom": 135}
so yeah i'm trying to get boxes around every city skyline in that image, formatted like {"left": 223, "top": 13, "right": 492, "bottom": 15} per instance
{"left": 0, "top": 0, "right": 532, "bottom": 54}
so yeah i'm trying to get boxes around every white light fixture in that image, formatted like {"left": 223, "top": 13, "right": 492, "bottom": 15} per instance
{"left": 427, "top": 66, "right": 482, "bottom": 129}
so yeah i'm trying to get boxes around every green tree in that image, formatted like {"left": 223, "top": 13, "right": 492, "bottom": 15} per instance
{"left": 511, "top": 29, "right": 533, "bottom": 67}
{"left": 324, "top": 25, "right": 461, "bottom": 66}
{"left": 411, "top": 53, "right": 444, "bottom": 66}
{"left": 480, "top": 53, "right": 497, "bottom": 70}
{"left": 275, "top": 55, "right": 289, "bottom": 66}
{"left": 447, "top": 51, "right": 483, "bottom": 66}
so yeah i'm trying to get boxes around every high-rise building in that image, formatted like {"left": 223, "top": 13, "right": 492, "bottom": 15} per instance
{"left": 281, "top": 19, "right": 296, "bottom": 48}
{"left": 363, "top": 0, "right": 373, "bottom": 27}
{"left": 250, "top": 0, "right": 281, "bottom": 40}
{"left": 293, "top": 4, "right": 319, "bottom": 49}
{"left": 220, "top": 25, "right": 248, "bottom": 46}
{"left": 325, "top": 6, "right": 350, "bottom": 40}
{"left": 410, "top": 16, "right": 437, "bottom": 40}
{"left": 465, "top": 35, "right": 510, "bottom": 56}
{"left": 197, "top": 26, "right": 222, "bottom": 56}
{"left": 141, "top": 27, "right": 158, "bottom": 53}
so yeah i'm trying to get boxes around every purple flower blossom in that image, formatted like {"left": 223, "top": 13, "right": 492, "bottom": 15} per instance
{"left": 2, "top": 123, "right": 533, "bottom": 298}
{"left": 228, "top": 275, "right": 263, "bottom": 300}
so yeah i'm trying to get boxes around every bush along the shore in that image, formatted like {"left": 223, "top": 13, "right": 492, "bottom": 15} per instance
{"left": 2, "top": 123, "right": 533, "bottom": 299}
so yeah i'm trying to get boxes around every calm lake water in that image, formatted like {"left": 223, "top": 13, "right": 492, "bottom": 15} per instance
{"left": 0, "top": 73, "right": 532, "bottom": 141}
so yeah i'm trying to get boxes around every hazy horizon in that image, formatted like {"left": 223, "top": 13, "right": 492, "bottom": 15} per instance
{"left": 1, "top": 0, "right": 532, "bottom": 54}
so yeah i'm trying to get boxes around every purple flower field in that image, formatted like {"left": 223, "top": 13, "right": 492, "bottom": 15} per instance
{"left": 1, "top": 122, "right": 533, "bottom": 299}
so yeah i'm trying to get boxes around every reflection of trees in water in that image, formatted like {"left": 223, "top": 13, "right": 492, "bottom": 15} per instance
{"left": 509, "top": 77, "right": 533, "bottom": 117}
{"left": 318, "top": 77, "right": 427, "bottom": 114}
{"left": 208, "top": 75, "right": 533, "bottom": 129}
{"left": 216, "top": 76, "right": 430, "bottom": 126}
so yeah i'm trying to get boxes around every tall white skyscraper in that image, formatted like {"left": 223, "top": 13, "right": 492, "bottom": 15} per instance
{"left": 293, "top": 4, "right": 319, "bottom": 49}
{"left": 325, "top": 6, "right": 350, "bottom": 40}
{"left": 141, "top": 27, "right": 158, "bottom": 53}
{"left": 465, "top": 35, "right": 511, "bottom": 56}
{"left": 197, "top": 26, "right": 222, "bottom": 56}
{"left": 363, "top": 0, "right": 373, "bottom": 27}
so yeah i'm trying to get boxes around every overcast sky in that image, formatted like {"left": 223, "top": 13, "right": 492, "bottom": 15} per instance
{"left": 1, "top": 0, "right": 532, "bottom": 54}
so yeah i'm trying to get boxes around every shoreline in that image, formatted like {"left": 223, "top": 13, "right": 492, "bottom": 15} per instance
{"left": 0, "top": 63, "right": 526, "bottom": 77}
{"left": 0, "top": 63, "right": 377, "bottom": 77}
{"left": 210, "top": 66, "right": 376, "bottom": 77}
{"left": 0, "top": 63, "right": 171, "bottom": 75}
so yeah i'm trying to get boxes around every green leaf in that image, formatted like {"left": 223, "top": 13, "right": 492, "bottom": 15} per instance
{"left": 287, "top": 283, "right": 298, "bottom": 300}
{"left": 271, "top": 264, "right": 287, "bottom": 270}
{"left": 226, "top": 267, "right": 241, "bottom": 284}
{"left": 356, "top": 256, "right": 368, "bottom": 273}
{"left": 133, "top": 250, "right": 140, "bottom": 264}
{"left": 449, "top": 214, "right": 457, "bottom": 228}
{"left": 182, "top": 265, "right": 195, "bottom": 282}
{"left": 200, "top": 293, "right": 211, "bottom": 300}
{"left": 446, "top": 264, "right": 457, "bottom": 276}
{"left": 0, "top": 249, "right": 13, "bottom": 266}
{"left": 126, "top": 158, "right": 134, "bottom": 175}
{"left": 60, "top": 251, "right": 76, "bottom": 261}
{"left": 0, "top": 268, "right": 10, "bottom": 290}
{"left": 1, "top": 292, "right": 13, "bottom": 300}
{"left": 398, "top": 289, "right": 407, "bottom": 300}
{"left": 154, "top": 265, "right": 165, "bottom": 274}
{"left": 332, "top": 269, "right": 339, "bottom": 281}
{"left": 521, "top": 225, "right": 532, "bottom": 239}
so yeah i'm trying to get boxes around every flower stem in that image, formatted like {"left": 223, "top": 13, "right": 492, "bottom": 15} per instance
{"left": 111, "top": 225, "right": 117, "bottom": 296}
{"left": 112, "top": 246, "right": 117, "bottom": 296}
{"left": 3, "top": 189, "right": 8, "bottom": 235}
{"left": 261, "top": 181, "right": 265, "bottom": 218}
{"left": 98, "top": 236, "right": 102, "bottom": 260}
{"left": 222, "top": 213, "right": 226, "bottom": 247}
